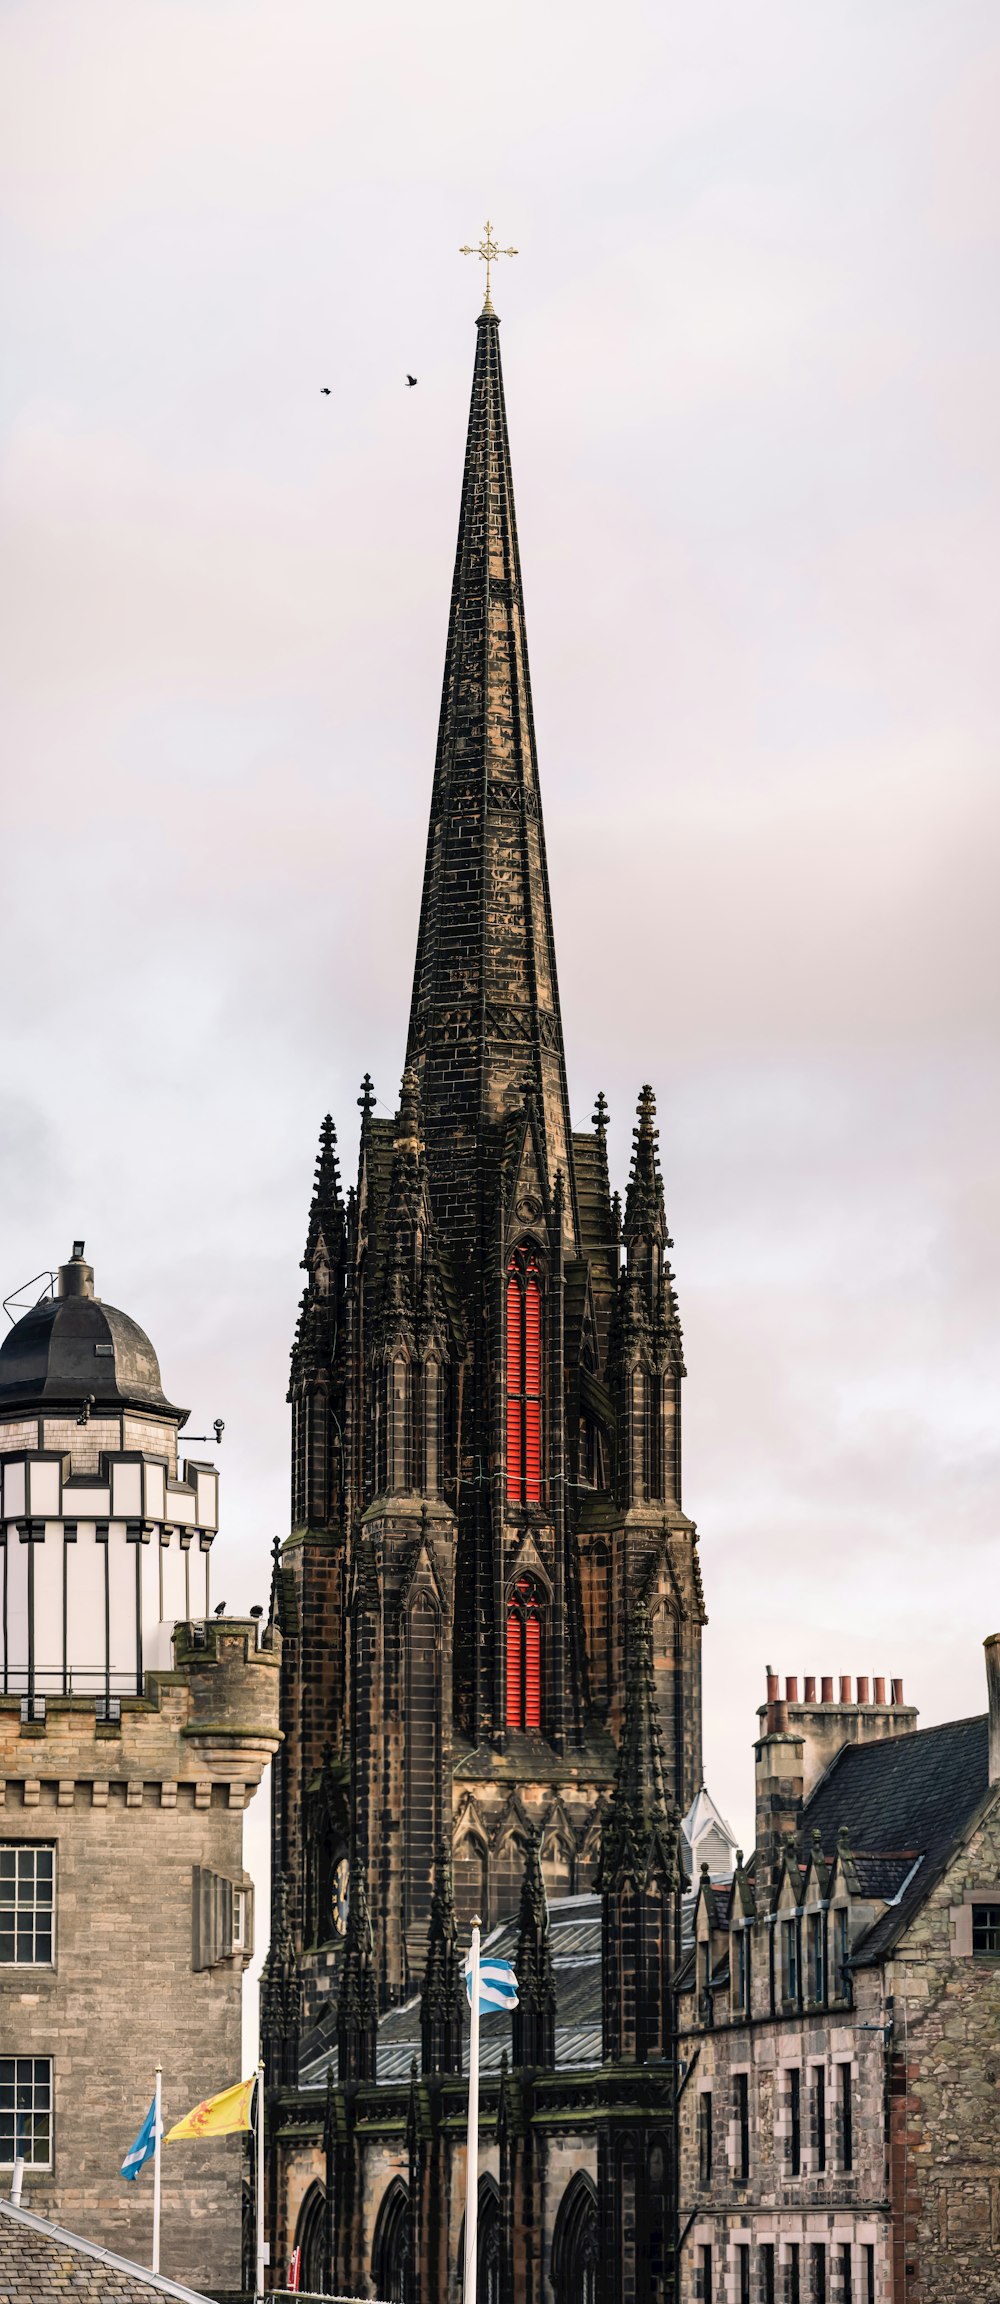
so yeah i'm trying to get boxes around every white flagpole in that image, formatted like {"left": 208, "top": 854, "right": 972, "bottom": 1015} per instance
{"left": 255, "top": 2064, "right": 266, "bottom": 2304}
{"left": 152, "top": 2068, "right": 162, "bottom": 2275}
{"left": 463, "top": 1918, "right": 481, "bottom": 2304}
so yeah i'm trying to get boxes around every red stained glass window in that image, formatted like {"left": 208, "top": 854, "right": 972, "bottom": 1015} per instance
{"left": 506, "top": 1248, "right": 542, "bottom": 1505}
{"left": 506, "top": 1574, "right": 543, "bottom": 1732}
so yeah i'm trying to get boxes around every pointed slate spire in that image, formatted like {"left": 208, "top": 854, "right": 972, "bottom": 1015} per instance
{"left": 599, "top": 1599, "right": 680, "bottom": 1892}
{"left": 511, "top": 1830, "right": 556, "bottom": 2070}
{"left": 336, "top": 1855, "right": 378, "bottom": 2083}
{"left": 405, "top": 305, "right": 577, "bottom": 1255}
{"left": 259, "top": 1875, "right": 304, "bottom": 2091}
{"left": 419, "top": 1842, "right": 465, "bottom": 2075}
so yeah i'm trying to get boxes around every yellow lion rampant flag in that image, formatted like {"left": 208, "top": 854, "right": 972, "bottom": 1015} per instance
{"left": 165, "top": 2075, "right": 256, "bottom": 2143}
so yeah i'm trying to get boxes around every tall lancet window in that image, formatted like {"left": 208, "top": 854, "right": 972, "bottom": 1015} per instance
{"left": 506, "top": 1247, "right": 542, "bottom": 1505}
{"left": 506, "top": 1573, "right": 543, "bottom": 1732}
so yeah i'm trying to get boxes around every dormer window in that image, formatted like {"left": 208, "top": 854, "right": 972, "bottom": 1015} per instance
{"left": 783, "top": 1915, "right": 801, "bottom": 2004}
{"left": 506, "top": 1247, "right": 542, "bottom": 1505}
{"left": 832, "top": 1905, "right": 850, "bottom": 1997}
{"left": 808, "top": 1910, "right": 826, "bottom": 2003}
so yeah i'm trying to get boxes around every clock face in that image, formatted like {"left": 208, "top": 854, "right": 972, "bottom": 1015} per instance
{"left": 333, "top": 1855, "right": 350, "bottom": 1937}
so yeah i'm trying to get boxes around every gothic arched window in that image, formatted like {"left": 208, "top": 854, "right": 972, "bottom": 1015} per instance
{"left": 506, "top": 1246, "right": 542, "bottom": 1504}
{"left": 505, "top": 1574, "right": 543, "bottom": 1732}
{"left": 295, "top": 2184, "right": 327, "bottom": 2296}
{"left": 478, "top": 2177, "right": 501, "bottom": 2304}
{"left": 372, "top": 2178, "right": 409, "bottom": 2304}
{"left": 552, "top": 2172, "right": 598, "bottom": 2304}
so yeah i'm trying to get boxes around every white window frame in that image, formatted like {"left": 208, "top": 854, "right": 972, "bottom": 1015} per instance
{"left": 0, "top": 1843, "right": 55, "bottom": 1968}
{"left": 0, "top": 2056, "right": 54, "bottom": 2169}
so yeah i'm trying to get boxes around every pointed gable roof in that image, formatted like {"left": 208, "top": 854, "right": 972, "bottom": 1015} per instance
{"left": 405, "top": 305, "right": 578, "bottom": 1259}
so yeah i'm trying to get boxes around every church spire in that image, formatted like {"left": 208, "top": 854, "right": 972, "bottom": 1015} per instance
{"left": 406, "top": 301, "right": 577, "bottom": 1256}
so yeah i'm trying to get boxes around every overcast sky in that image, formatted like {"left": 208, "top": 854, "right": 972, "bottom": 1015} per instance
{"left": 3, "top": 1, "right": 999, "bottom": 1983}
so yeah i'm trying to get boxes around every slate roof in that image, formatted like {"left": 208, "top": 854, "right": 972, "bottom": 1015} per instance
{"left": 803, "top": 1711, "right": 990, "bottom": 1963}
{"left": 300, "top": 1894, "right": 605, "bottom": 2089}
{"left": 0, "top": 2198, "right": 213, "bottom": 2302}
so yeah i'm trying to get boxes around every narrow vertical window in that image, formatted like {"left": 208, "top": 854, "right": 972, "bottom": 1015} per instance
{"left": 784, "top": 1916, "right": 800, "bottom": 2004}
{"left": 734, "top": 2071, "right": 749, "bottom": 2180}
{"left": 734, "top": 1925, "right": 751, "bottom": 2016}
{"left": 737, "top": 2244, "right": 750, "bottom": 2304}
{"left": 761, "top": 2244, "right": 775, "bottom": 2304}
{"left": 505, "top": 1576, "right": 543, "bottom": 1732}
{"left": 864, "top": 2248, "right": 874, "bottom": 2304}
{"left": 789, "top": 2244, "right": 801, "bottom": 2304}
{"left": 839, "top": 2245, "right": 852, "bottom": 2304}
{"left": 813, "top": 2065, "right": 826, "bottom": 2172}
{"left": 811, "top": 2246, "right": 826, "bottom": 2304}
{"left": 833, "top": 1906, "right": 850, "bottom": 1998}
{"left": 789, "top": 2068, "right": 802, "bottom": 2176}
{"left": 838, "top": 2062, "right": 853, "bottom": 2172}
{"left": 809, "top": 1911, "right": 826, "bottom": 2002}
{"left": 698, "top": 2089, "right": 713, "bottom": 2183}
{"left": 506, "top": 1247, "right": 542, "bottom": 1505}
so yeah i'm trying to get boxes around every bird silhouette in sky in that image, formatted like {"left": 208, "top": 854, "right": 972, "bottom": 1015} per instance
{"left": 320, "top": 386, "right": 331, "bottom": 395}
{"left": 406, "top": 374, "right": 418, "bottom": 388}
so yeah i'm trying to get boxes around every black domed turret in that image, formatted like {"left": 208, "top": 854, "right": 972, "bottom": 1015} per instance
{"left": 0, "top": 1244, "right": 187, "bottom": 1423}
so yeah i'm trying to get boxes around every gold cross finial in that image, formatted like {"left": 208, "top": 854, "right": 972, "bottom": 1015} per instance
{"left": 459, "top": 219, "right": 518, "bottom": 314}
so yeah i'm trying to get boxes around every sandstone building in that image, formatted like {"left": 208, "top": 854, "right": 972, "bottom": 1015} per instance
{"left": 677, "top": 1653, "right": 1000, "bottom": 2304}
{"left": 0, "top": 1244, "right": 279, "bottom": 2296}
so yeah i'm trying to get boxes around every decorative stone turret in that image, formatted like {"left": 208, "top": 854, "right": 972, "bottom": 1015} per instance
{"left": 600, "top": 1596, "right": 680, "bottom": 2066}
{"left": 336, "top": 1855, "right": 378, "bottom": 2084}
{"left": 260, "top": 1876, "right": 304, "bottom": 2092}
{"left": 419, "top": 1842, "right": 465, "bottom": 2076}
{"left": 511, "top": 1829, "right": 556, "bottom": 2071}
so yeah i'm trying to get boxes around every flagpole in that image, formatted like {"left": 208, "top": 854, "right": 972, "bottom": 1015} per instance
{"left": 255, "top": 2063, "right": 265, "bottom": 2304}
{"left": 463, "top": 1918, "right": 481, "bottom": 2304}
{"left": 152, "top": 2067, "right": 162, "bottom": 2274}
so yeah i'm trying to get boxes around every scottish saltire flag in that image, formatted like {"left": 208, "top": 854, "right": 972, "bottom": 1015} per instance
{"left": 465, "top": 1954, "right": 519, "bottom": 2011}
{"left": 121, "top": 2096, "right": 161, "bottom": 2182}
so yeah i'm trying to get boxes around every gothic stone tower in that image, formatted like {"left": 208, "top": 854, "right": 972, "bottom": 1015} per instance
{"left": 276, "top": 293, "right": 707, "bottom": 2018}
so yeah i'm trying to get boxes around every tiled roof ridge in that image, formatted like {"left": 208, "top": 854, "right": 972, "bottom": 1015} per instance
{"left": 0, "top": 2197, "right": 214, "bottom": 2300}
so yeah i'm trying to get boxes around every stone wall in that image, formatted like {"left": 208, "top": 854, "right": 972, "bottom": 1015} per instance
{"left": 677, "top": 1969, "right": 890, "bottom": 2302}
{"left": 886, "top": 1786, "right": 1000, "bottom": 2303}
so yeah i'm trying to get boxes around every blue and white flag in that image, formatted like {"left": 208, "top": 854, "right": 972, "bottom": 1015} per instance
{"left": 465, "top": 1954, "right": 519, "bottom": 2012}
{"left": 121, "top": 2096, "right": 162, "bottom": 2182}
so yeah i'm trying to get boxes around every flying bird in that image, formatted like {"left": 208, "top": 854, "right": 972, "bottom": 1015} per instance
{"left": 320, "top": 386, "right": 331, "bottom": 395}
{"left": 406, "top": 374, "right": 418, "bottom": 388}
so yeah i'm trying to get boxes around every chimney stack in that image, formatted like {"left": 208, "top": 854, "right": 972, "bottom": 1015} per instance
{"left": 985, "top": 1636, "right": 1000, "bottom": 1785}
{"left": 755, "top": 1670, "right": 804, "bottom": 1882}
{"left": 757, "top": 1668, "right": 919, "bottom": 1798}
